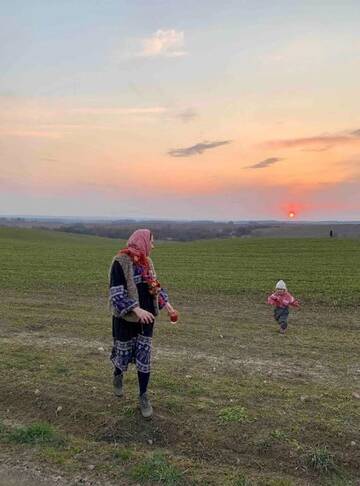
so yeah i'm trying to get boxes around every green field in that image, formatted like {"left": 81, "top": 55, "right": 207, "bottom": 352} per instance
{"left": 0, "top": 227, "right": 359, "bottom": 485}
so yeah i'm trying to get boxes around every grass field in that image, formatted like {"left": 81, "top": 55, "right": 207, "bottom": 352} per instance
{"left": 0, "top": 227, "right": 359, "bottom": 485}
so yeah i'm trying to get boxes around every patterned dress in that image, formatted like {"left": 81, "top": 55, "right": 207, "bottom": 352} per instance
{"left": 109, "top": 258, "right": 168, "bottom": 374}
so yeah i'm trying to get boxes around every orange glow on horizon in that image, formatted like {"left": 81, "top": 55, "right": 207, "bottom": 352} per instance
{"left": 282, "top": 202, "right": 307, "bottom": 219}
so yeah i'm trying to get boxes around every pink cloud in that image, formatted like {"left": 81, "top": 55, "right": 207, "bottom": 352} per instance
{"left": 263, "top": 130, "right": 360, "bottom": 150}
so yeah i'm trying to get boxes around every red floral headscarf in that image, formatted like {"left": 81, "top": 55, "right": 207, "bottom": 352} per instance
{"left": 118, "top": 229, "right": 152, "bottom": 268}
{"left": 118, "top": 229, "right": 162, "bottom": 296}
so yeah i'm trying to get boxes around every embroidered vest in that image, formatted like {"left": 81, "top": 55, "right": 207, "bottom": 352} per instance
{"left": 109, "top": 253, "right": 159, "bottom": 321}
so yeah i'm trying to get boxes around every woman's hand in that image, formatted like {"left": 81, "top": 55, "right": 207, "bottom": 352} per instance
{"left": 133, "top": 307, "right": 155, "bottom": 324}
{"left": 165, "top": 302, "right": 179, "bottom": 323}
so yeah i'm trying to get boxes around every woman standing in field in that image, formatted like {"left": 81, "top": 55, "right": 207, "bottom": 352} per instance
{"left": 109, "top": 229, "right": 178, "bottom": 418}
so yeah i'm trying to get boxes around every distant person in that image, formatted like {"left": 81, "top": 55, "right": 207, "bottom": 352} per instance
{"left": 329, "top": 229, "right": 334, "bottom": 238}
{"left": 109, "top": 229, "right": 178, "bottom": 418}
{"left": 267, "top": 280, "right": 300, "bottom": 335}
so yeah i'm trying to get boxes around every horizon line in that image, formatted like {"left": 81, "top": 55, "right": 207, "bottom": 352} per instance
{"left": 0, "top": 214, "right": 360, "bottom": 224}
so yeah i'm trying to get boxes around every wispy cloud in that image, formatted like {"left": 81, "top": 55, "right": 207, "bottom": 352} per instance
{"left": 140, "top": 29, "right": 187, "bottom": 58}
{"left": 301, "top": 146, "right": 332, "bottom": 153}
{"left": 0, "top": 130, "right": 61, "bottom": 139}
{"left": 70, "top": 107, "right": 167, "bottom": 115}
{"left": 246, "top": 157, "right": 282, "bottom": 169}
{"left": 173, "top": 108, "right": 198, "bottom": 123}
{"left": 168, "top": 140, "right": 231, "bottom": 158}
{"left": 264, "top": 129, "right": 360, "bottom": 150}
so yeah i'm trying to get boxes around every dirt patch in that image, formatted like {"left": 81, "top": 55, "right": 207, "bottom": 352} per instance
{"left": 0, "top": 456, "right": 69, "bottom": 486}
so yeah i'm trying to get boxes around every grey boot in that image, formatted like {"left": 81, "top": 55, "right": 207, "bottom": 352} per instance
{"left": 113, "top": 373, "right": 123, "bottom": 397}
{"left": 139, "top": 393, "right": 153, "bottom": 418}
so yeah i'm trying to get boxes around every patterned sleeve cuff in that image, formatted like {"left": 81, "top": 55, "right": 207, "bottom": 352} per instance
{"left": 158, "top": 288, "right": 169, "bottom": 310}
{"left": 110, "top": 285, "right": 138, "bottom": 316}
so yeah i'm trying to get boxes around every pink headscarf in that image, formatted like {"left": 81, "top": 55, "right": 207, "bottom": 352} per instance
{"left": 118, "top": 229, "right": 152, "bottom": 267}
{"left": 127, "top": 229, "right": 152, "bottom": 257}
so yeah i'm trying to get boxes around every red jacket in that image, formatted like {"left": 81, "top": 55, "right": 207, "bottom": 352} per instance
{"left": 267, "top": 291, "right": 300, "bottom": 308}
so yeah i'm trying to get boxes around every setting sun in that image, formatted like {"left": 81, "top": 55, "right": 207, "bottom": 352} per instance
{"left": 288, "top": 211, "right": 295, "bottom": 219}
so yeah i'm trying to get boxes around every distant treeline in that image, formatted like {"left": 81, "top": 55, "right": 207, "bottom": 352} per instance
{"left": 2, "top": 218, "right": 360, "bottom": 239}
{"left": 55, "top": 221, "right": 264, "bottom": 241}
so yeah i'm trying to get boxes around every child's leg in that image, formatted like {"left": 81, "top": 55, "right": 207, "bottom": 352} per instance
{"left": 279, "top": 319, "right": 288, "bottom": 331}
{"left": 279, "top": 308, "right": 289, "bottom": 333}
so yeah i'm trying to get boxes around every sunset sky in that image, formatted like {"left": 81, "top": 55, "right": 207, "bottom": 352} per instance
{"left": 1, "top": 0, "right": 360, "bottom": 220}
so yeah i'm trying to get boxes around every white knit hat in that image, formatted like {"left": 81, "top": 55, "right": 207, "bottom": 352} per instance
{"left": 275, "top": 279, "right": 287, "bottom": 290}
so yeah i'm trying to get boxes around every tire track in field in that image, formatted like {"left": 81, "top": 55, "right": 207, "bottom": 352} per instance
{"left": 1, "top": 331, "right": 358, "bottom": 385}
